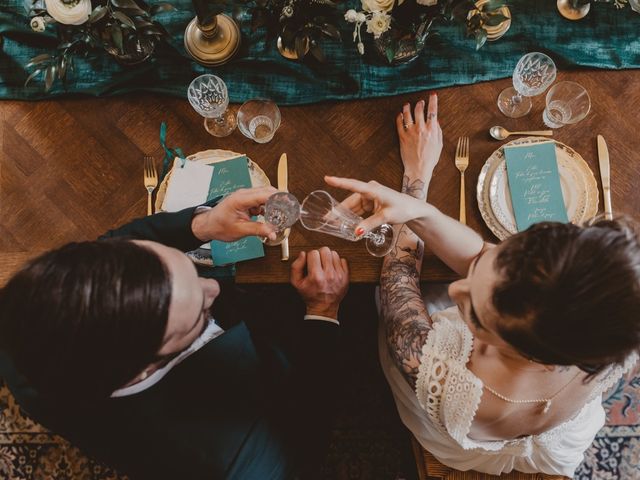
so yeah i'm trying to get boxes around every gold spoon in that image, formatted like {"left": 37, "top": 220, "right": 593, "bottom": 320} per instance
{"left": 490, "top": 126, "right": 553, "bottom": 141}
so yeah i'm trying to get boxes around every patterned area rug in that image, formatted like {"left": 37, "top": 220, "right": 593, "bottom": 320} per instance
{"left": 574, "top": 369, "right": 640, "bottom": 480}
{"left": 0, "top": 381, "right": 122, "bottom": 480}
{"left": 1, "top": 284, "right": 639, "bottom": 479}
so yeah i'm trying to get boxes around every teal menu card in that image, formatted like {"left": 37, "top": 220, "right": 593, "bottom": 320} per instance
{"left": 207, "top": 156, "right": 264, "bottom": 266}
{"left": 504, "top": 142, "right": 568, "bottom": 232}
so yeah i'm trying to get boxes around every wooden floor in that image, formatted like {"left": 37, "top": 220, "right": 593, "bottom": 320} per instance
{"left": 1, "top": 69, "right": 640, "bottom": 285}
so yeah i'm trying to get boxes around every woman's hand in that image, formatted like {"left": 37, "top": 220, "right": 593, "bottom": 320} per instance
{"left": 397, "top": 94, "right": 443, "bottom": 181}
{"left": 324, "top": 176, "right": 428, "bottom": 234}
{"left": 191, "top": 186, "right": 278, "bottom": 242}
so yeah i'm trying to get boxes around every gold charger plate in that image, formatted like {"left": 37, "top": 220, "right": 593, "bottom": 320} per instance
{"left": 155, "top": 149, "right": 271, "bottom": 266}
{"left": 476, "top": 137, "right": 599, "bottom": 240}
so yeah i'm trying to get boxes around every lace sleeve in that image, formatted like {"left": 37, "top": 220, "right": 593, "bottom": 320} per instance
{"left": 592, "top": 352, "right": 639, "bottom": 399}
{"left": 415, "top": 307, "right": 483, "bottom": 444}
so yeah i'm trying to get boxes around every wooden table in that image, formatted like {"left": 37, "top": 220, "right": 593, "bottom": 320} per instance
{"left": 1, "top": 70, "right": 639, "bottom": 285}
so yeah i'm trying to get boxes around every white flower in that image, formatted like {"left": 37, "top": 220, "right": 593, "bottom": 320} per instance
{"left": 344, "top": 9, "right": 358, "bottom": 23}
{"left": 44, "top": 0, "right": 91, "bottom": 26}
{"left": 357, "top": 42, "right": 365, "bottom": 55}
{"left": 30, "top": 16, "right": 46, "bottom": 32}
{"left": 361, "top": 0, "right": 394, "bottom": 13}
{"left": 417, "top": 0, "right": 438, "bottom": 5}
{"left": 282, "top": 5, "right": 293, "bottom": 17}
{"left": 366, "top": 11, "right": 391, "bottom": 39}
{"left": 356, "top": 12, "right": 367, "bottom": 23}
{"left": 629, "top": 0, "right": 640, "bottom": 14}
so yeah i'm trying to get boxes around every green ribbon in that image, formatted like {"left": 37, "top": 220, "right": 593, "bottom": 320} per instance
{"left": 159, "top": 121, "right": 185, "bottom": 181}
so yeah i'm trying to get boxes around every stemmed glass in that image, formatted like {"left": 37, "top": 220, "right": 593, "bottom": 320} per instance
{"left": 497, "top": 52, "right": 557, "bottom": 118}
{"left": 263, "top": 192, "right": 301, "bottom": 246}
{"left": 299, "top": 190, "right": 395, "bottom": 257}
{"left": 187, "top": 74, "right": 237, "bottom": 137}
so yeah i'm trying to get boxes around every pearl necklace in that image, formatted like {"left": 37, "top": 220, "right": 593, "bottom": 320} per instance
{"left": 482, "top": 370, "right": 582, "bottom": 414}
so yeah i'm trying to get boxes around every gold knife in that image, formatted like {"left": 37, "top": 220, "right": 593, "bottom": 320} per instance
{"left": 597, "top": 135, "right": 613, "bottom": 220}
{"left": 277, "top": 153, "right": 290, "bottom": 261}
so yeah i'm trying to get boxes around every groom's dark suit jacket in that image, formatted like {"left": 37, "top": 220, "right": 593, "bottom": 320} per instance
{"left": 1, "top": 206, "right": 340, "bottom": 480}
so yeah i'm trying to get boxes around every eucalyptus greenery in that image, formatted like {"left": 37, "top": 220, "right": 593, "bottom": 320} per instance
{"left": 25, "top": 0, "right": 175, "bottom": 91}
{"left": 366, "top": 0, "right": 508, "bottom": 64}
{"left": 248, "top": 0, "right": 342, "bottom": 62}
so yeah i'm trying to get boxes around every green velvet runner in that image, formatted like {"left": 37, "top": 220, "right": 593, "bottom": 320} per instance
{"left": 1, "top": 1, "right": 639, "bottom": 104}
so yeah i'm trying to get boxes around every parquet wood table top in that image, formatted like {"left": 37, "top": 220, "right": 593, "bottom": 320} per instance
{"left": 1, "top": 69, "right": 639, "bottom": 285}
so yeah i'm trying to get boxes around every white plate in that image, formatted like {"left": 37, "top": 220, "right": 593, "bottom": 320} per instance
{"left": 477, "top": 137, "right": 599, "bottom": 240}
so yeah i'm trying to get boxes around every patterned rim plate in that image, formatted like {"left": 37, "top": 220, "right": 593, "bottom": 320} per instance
{"left": 477, "top": 137, "right": 599, "bottom": 240}
{"left": 156, "top": 149, "right": 271, "bottom": 266}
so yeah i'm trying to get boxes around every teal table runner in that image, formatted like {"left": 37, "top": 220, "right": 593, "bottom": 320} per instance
{"left": 1, "top": 1, "right": 639, "bottom": 104}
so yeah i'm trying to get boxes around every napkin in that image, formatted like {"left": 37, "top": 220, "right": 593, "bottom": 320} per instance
{"left": 162, "top": 160, "right": 214, "bottom": 212}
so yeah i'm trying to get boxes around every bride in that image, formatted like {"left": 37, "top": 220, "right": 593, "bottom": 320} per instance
{"left": 325, "top": 94, "right": 640, "bottom": 476}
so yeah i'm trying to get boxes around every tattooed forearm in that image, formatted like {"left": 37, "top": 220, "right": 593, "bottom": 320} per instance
{"left": 380, "top": 224, "right": 431, "bottom": 389}
{"left": 380, "top": 174, "right": 433, "bottom": 387}
{"left": 402, "top": 175, "right": 427, "bottom": 200}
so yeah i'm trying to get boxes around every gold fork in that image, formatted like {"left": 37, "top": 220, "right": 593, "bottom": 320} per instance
{"left": 143, "top": 156, "right": 158, "bottom": 216}
{"left": 454, "top": 137, "right": 469, "bottom": 225}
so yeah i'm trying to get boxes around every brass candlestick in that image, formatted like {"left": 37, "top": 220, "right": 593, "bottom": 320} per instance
{"left": 184, "top": 14, "right": 240, "bottom": 67}
{"left": 556, "top": 0, "right": 591, "bottom": 20}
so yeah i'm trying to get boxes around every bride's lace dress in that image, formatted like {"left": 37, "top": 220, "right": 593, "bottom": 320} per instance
{"left": 379, "top": 306, "right": 638, "bottom": 477}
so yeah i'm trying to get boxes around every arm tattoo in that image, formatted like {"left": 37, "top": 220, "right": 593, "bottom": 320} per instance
{"left": 402, "top": 175, "right": 426, "bottom": 200}
{"left": 380, "top": 175, "right": 431, "bottom": 389}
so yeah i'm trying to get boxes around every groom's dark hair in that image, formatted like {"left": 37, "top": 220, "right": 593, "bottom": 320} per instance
{"left": 0, "top": 239, "right": 171, "bottom": 399}
{"left": 492, "top": 217, "right": 640, "bottom": 378}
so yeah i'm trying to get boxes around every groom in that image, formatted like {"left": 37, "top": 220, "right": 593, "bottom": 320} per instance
{"left": 0, "top": 187, "right": 349, "bottom": 479}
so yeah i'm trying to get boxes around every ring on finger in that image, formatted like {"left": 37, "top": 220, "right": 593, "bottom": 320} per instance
{"left": 402, "top": 120, "right": 414, "bottom": 130}
{"left": 427, "top": 113, "right": 437, "bottom": 120}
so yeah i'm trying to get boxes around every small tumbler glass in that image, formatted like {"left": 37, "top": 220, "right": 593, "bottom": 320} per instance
{"left": 543, "top": 81, "right": 591, "bottom": 129}
{"left": 237, "top": 99, "right": 281, "bottom": 144}
{"left": 187, "top": 74, "right": 237, "bottom": 137}
{"left": 262, "top": 191, "right": 300, "bottom": 246}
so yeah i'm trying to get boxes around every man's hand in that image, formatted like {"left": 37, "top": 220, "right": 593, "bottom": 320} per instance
{"left": 191, "top": 187, "right": 278, "bottom": 242}
{"left": 290, "top": 247, "right": 349, "bottom": 319}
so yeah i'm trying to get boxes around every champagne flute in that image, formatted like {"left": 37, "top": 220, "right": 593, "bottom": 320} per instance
{"left": 299, "top": 190, "right": 395, "bottom": 257}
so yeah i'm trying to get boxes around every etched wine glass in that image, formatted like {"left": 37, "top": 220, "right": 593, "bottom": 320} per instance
{"left": 263, "top": 192, "right": 300, "bottom": 246}
{"left": 299, "top": 190, "right": 395, "bottom": 257}
{"left": 498, "top": 52, "right": 557, "bottom": 118}
{"left": 187, "top": 74, "right": 237, "bottom": 137}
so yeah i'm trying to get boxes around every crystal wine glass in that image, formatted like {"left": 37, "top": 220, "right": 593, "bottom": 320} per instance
{"left": 187, "top": 74, "right": 237, "bottom": 137}
{"left": 497, "top": 52, "right": 557, "bottom": 118}
{"left": 299, "top": 190, "right": 395, "bottom": 257}
{"left": 262, "top": 192, "right": 300, "bottom": 246}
